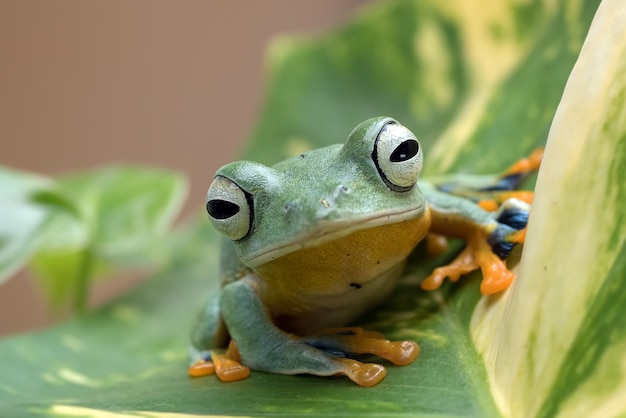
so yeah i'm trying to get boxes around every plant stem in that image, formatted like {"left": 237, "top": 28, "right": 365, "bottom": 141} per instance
{"left": 74, "top": 247, "right": 93, "bottom": 314}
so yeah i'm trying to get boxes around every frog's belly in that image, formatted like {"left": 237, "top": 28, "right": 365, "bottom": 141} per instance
{"left": 254, "top": 215, "right": 430, "bottom": 335}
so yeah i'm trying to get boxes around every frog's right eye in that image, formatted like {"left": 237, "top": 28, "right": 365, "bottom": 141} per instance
{"left": 372, "top": 122, "right": 423, "bottom": 192}
{"left": 206, "top": 176, "right": 253, "bottom": 241}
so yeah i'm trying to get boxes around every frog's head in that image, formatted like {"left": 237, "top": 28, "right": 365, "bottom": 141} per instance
{"left": 205, "top": 117, "right": 427, "bottom": 267}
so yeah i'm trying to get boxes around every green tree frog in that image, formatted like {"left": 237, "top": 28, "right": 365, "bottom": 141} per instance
{"left": 189, "top": 117, "right": 540, "bottom": 386}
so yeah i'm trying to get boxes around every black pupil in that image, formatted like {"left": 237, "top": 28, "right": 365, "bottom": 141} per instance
{"left": 390, "top": 139, "right": 419, "bottom": 162}
{"left": 207, "top": 199, "right": 240, "bottom": 219}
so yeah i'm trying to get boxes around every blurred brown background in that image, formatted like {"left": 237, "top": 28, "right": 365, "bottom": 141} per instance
{"left": 0, "top": 0, "right": 367, "bottom": 336}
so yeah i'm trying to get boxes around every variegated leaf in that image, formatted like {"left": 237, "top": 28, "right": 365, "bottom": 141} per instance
{"left": 472, "top": 0, "right": 626, "bottom": 416}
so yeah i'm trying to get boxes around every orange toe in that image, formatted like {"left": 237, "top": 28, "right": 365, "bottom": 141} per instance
{"left": 188, "top": 360, "right": 216, "bottom": 378}
{"left": 338, "top": 359, "right": 386, "bottom": 387}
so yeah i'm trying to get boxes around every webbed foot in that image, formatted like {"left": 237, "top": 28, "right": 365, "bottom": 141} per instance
{"left": 476, "top": 148, "right": 543, "bottom": 210}
{"left": 420, "top": 230, "right": 516, "bottom": 295}
{"left": 503, "top": 148, "right": 543, "bottom": 177}
{"left": 308, "top": 327, "right": 419, "bottom": 366}
{"left": 422, "top": 198, "right": 529, "bottom": 295}
{"left": 434, "top": 147, "right": 542, "bottom": 212}
{"left": 336, "top": 359, "right": 387, "bottom": 387}
{"left": 477, "top": 190, "right": 535, "bottom": 211}
{"left": 300, "top": 327, "right": 419, "bottom": 386}
{"left": 189, "top": 340, "right": 250, "bottom": 382}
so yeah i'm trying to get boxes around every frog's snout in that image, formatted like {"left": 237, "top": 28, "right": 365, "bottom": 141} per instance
{"left": 314, "top": 184, "right": 351, "bottom": 218}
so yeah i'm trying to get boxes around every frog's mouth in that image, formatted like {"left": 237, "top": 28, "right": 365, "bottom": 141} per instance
{"left": 242, "top": 205, "right": 425, "bottom": 268}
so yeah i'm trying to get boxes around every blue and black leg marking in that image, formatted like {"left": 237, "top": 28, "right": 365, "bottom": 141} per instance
{"left": 301, "top": 332, "right": 354, "bottom": 358}
{"left": 436, "top": 172, "right": 529, "bottom": 206}
{"left": 190, "top": 348, "right": 212, "bottom": 362}
{"left": 303, "top": 340, "right": 350, "bottom": 358}
{"left": 488, "top": 199, "right": 530, "bottom": 259}
{"left": 478, "top": 172, "right": 526, "bottom": 192}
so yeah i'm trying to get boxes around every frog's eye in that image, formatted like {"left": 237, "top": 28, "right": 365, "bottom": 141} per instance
{"left": 206, "top": 176, "right": 253, "bottom": 241}
{"left": 372, "top": 122, "right": 423, "bottom": 191}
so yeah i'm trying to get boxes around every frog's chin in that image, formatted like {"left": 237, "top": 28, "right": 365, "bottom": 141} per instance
{"left": 242, "top": 205, "right": 425, "bottom": 268}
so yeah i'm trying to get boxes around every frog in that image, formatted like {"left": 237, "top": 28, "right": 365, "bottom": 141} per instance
{"left": 188, "top": 116, "right": 541, "bottom": 387}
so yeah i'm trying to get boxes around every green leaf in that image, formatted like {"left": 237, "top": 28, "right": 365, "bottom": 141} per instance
{"left": 30, "top": 165, "right": 188, "bottom": 311}
{"left": 472, "top": 0, "right": 626, "bottom": 415}
{"left": 55, "top": 165, "right": 187, "bottom": 265}
{"left": 0, "top": 165, "right": 187, "bottom": 311}
{"left": 0, "top": 0, "right": 618, "bottom": 416}
{"left": 0, "top": 167, "right": 81, "bottom": 286}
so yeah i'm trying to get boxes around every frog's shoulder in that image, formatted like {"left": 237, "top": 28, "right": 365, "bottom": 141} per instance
{"left": 218, "top": 237, "right": 250, "bottom": 286}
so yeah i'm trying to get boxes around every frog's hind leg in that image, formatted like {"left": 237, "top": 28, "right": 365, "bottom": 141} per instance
{"left": 304, "top": 327, "right": 420, "bottom": 366}
{"left": 503, "top": 148, "right": 544, "bottom": 178}
{"left": 300, "top": 327, "right": 419, "bottom": 386}
{"left": 479, "top": 147, "right": 543, "bottom": 193}
{"left": 433, "top": 148, "right": 543, "bottom": 210}
{"left": 481, "top": 148, "right": 543, "bottom": 208}
{"left": 487, "top": 198, "right": 530, "bottom": 258}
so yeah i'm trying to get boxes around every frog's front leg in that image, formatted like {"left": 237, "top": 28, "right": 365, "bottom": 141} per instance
{"left": 422, "top": 225, "right": 520, "bottom": 295}
{"left": 188, "top": 292, "right": 252, "bottom": 381}
{"left": 420, "top": 184, "right": 529, "bottom": 295}
{"left": 219, "top": 278, "right": 416, "bottom": 387}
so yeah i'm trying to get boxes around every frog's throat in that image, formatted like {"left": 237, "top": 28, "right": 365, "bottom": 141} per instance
{"left": 242, "top": 205, "right": 426, "bottom": 268}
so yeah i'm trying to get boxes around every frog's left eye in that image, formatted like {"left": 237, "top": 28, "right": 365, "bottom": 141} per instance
{"left": 206, "top": 176, "right": 253, "bottom": 241}
{"left": 372, "top": 122, "right": 423, "bottom": 191}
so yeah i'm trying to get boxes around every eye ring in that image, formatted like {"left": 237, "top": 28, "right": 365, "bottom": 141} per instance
{"left": 372, "top": 122, "right": 423, "bottom": 192}
{"left": 205, "top": 176, "right": 253, "bottom": 240}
